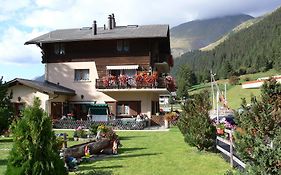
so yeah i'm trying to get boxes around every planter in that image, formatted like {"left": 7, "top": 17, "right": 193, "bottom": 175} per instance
{"left": 216, "top": 128, "right": 224, "bottom": 135}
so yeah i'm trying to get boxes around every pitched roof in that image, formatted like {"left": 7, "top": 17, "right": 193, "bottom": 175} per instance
{"left": 8, "top": 78, "right": 76, "bottom": 96}
{"left": 25, "top": 24, "right": 169, "bottom": 44}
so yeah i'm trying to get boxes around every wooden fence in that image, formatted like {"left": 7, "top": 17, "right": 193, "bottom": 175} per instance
{"left": 216, "top": 129, "right": 246, "bottom": 169}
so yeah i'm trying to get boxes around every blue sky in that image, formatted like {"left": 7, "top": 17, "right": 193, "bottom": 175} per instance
{"left": 1, "top": 0, "right": 281, "bottom": 82}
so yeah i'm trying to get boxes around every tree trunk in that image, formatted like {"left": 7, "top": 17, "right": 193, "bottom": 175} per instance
{"left": 64, "top": 138, "right": 111, "bottom": 158}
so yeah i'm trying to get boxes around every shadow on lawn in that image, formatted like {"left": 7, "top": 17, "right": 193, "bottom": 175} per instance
{"left": 0, "top": 138, "right": 13, "bottom": 143}
{"left": 119, "top": 135, "right": 146, "bottom": 140}
{"left": 0, "top": 159, "right": 8, "bottom": 166}
{"left": 118, "top": 147, "right": 146, "bottom": 154}
{"left": 74, "top": 169, "right": 113, "bottom": 175}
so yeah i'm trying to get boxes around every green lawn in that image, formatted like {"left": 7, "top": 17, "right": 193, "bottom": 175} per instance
{"left": 0, "top": 128, "right": 230, "bottom": 175}
{"left": 73, "top": 128, "right": 230, "bottom": 175}
{"left": 227, "top": 85, "right": 261, "bottom": 109}
{"left": 0, "top": 137, "right": 12, "bottom": 175}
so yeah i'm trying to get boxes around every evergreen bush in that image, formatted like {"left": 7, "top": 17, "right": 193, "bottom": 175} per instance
{"left": 235, "top": 78, "right": 281, "bottom": 174}
{"left": 6, "top": 98, "right": 67, "bottom": 175}
{"left": 178, "top": 91, "right": 216, "bottom": 151}
{"left": 0, "top": 76, "right": 13, "bottom": 134}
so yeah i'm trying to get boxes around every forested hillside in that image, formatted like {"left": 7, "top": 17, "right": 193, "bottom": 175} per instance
{"left": 172, "top": 7, "right": 281, "bottom": 83}
{"left": 170, "top": 14, "right": 253, "bottom": 57}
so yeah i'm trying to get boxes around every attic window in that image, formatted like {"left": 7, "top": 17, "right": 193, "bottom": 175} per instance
{"left": 54, "top": 43, "right": 65, "bottom": 55}
{"left": 117, "top": 40, "right": 130, "bottom": 52}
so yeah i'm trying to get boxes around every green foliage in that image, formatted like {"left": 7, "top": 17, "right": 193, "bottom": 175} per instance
{"left": 178, "top": 91, "right": 216, "bottom": 151}
{"left": 73, "top": 126, "right": 87, "bottom": 138}
{"left": 176, "top": 64, "right": 196, "bottom": 99}
{"left": 234, "top": 79, "right": 281, "bottom": 174}
{"left": 89, "top": 123, "right": 99, "bottom": 136}
{"left": 173, "top": 7, "right": 281, "bottom": 83}
{"left": 6, "top": 98, "right": 67, "bottom": 175}
{"left": 0, "top": 77, "right": 13, "bottom": 134}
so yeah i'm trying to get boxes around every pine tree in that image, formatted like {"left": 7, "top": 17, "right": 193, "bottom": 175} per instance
{"left": 235, "top": 78, "right": 281, "bottom": 174}
{"left": 176, "top": 64, "right": 197, "bottom": 99}
{"left": 178, "top": 91, "right": 216, "bottom": 151}
{"left": 0, "top": 76, "right": 12, "bottom": 134}
{"left": 6, "top": 97, "right": 67, "bottom": 175}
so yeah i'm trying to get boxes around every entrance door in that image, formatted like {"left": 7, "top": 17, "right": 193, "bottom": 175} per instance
{"left": 51, "top": 102, "right": 62, "bottom": 119}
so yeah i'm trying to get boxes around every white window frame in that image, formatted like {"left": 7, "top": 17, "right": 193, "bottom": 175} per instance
{"left": 74, "top": 69, "right": 90, "bottom": 81}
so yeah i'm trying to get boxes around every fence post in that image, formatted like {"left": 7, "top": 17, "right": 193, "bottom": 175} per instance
{"left": 63, "top": 133, "right": 67, "bottom": 148}
{"left": 229, "top": 130, "right": 233, "bottom": 167}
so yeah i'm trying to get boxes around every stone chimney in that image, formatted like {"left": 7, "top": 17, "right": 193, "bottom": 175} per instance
{"left": 108, "top": 15, "right": 112, "bottom": 30}
{"left": 112, "top": 13, "right": 116, "bottom": 28}
{"left": 92, "top": 20, "right": 97, "bottom": 35}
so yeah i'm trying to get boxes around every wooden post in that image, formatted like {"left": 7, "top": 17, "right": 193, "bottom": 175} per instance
{"left": 229, "top": 130, "right": 233, "bottom": 167}
{"left": 63, "top": 133, "right": 67, "bottom": 148}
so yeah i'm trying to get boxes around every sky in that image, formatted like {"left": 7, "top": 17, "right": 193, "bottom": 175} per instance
{"left": 1, "top": 0, "right": 281, "bottom": 82}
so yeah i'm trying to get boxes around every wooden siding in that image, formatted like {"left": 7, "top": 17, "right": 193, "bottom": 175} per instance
{"left": 41, "top": 38, "right": 170, "bottom": 78}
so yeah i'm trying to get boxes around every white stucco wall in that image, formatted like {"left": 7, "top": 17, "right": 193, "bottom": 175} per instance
{"left": 46, "top": 62, "right": 115, "bottom": 103}
{"left": 8, "top": 85, "right": 49, "bottom": 110}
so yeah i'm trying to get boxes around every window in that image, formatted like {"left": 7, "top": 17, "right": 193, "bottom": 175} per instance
{"left": 54, "top": 43, "right": 65, "bottom": 55}
{"left": 117, "top": 103, "right": 130, "bottom": 115}
{"left": 75, "top": 69, "right": 89, "bottom": 81}
{"left": 116, "top": 40, "right": 130, "bottom": 52}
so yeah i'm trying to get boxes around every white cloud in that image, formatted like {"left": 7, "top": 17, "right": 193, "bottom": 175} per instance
{"left": 0, "top": 27, "right": 44, "bottom": 64}
{"left": 1, "top": 0, "right": 281, "bottom": 66}
{"left": 0, "top": 0, "right": 31, "bottom": 22}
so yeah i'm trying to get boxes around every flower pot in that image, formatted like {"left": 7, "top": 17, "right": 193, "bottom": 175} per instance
{"left": 216, "top": 128, "right": 224, "bottom": 135}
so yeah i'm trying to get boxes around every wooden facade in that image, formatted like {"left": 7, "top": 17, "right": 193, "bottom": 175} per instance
{"left": 40, "top": 38, "right": 170, "bottom": 78}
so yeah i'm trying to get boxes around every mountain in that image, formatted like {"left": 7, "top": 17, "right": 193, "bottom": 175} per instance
{"left": 170, "top": 14, "right": 254, "bottom": 57}
{"left": 172, "top": 7, "right": 281, "bottom": 82}
{"left": 200, "top": 17, "right": 264, "bottom": 51}
{"left": 34, "top": 75, "right": 45, "bottom": 82}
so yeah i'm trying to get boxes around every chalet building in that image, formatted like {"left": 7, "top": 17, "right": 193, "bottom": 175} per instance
{"left": 8, "top": 14, "right": 173, "bottom": 120}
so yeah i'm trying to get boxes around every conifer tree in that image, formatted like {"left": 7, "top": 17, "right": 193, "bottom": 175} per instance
{"left": 6, "top": 97, "right": 67, "bottom": 175}
{"left": 178, "top": 91, "right": 216, "bottom": 151}
{"left": 235, "top": 78, "right": 281, "bottom": 174}
{"left": 0, "top": 76, "right": 12, "bottom": 134}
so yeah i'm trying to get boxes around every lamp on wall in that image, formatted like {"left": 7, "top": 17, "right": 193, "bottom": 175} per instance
{"left": 18, "top": 96, "right": 21, "bottom": 102}
{"left": 81, "top": 95, "right": 84, "bottom": 99}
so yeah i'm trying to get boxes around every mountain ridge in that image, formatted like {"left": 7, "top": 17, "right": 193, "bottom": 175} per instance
{"left": 170, "top": 14, "right": 254, "bottom": 57}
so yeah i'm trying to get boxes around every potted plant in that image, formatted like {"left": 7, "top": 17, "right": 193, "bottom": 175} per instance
{"left": 216, "top": 123, "right": 225, "bottom": 135}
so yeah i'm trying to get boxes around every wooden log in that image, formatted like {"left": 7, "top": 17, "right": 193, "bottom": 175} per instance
{"left": 64, "top": 138, "right": 110, "bottom": 158}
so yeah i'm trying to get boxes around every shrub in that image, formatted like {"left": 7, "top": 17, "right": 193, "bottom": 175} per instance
{"left": 178, "top": 91, "right": 216, "bottom": 151}
{"left": 228, "top": 76, "right": 240, "bottom": 85}
{"left": 6, "top": 98, "right": 67, "bottom": 175}
{"left": 0, "top": 76, "right": 13, "bottom": 134}
{"left": 73, "top": 126, "right": 87, "bottom": 138}
{"left": 234, "top": 78, "right": 281, "bottom": 174}
{"left": 89, "top": 123, "right": 99, "bottom": 136}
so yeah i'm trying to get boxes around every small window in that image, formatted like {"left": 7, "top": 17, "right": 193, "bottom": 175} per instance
{"left": 117, "top": 103, "right": 129, "bottom": 115}
{"left": 54, "top": 43, "right": 65, "bottom": 55}
{"left": 117, "top": 40, "right": 123, "bottom": 52}
{"left": 116, "top": 40, "right": 130, "bottom": 52}
{"left": 75, "top": 69, "right": 89, "bottom": 81}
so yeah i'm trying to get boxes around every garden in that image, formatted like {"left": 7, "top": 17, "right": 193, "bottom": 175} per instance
{"left": 0, "top": 127, "right": 230, "bottom": 175}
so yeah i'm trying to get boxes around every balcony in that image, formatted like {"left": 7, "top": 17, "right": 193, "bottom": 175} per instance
{"left": 96, "top": 72, "right": 175, "bottom": 92}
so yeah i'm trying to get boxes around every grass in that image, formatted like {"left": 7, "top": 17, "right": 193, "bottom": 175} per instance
{"left": 72, "top": 128, "right": 230, "bottom": 175}
{"left": 0, "top": 137, "right": 12, "bottom": 175}
{"left": 226, "top": 85, "right": 261, "bottom": 109}
{"left": 0, "top": 128, "right": 230, "bottom": 175}
{"left": 188, "top": 69, "right": 280, "bottom": 110}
